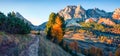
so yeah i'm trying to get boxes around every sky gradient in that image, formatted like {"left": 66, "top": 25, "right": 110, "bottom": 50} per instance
{"left": 0, "top": 0, "right": 120, "bottom": 25}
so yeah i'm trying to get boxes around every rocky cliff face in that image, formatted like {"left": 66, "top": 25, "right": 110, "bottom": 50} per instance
{"left": 59, "top": 5, "right": 87, "bottom": 20}
{"left": 58, "top": 5, "right": 112, "bottom": 20}
{"left": 86, "top": 8, "right": 112, "bottom": 19}
{"left": 112, "top": 8, "right": 120, "bottom": 20}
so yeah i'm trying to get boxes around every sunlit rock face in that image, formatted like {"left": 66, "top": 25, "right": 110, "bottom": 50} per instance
{"left": 58, "top": 5, "right": 87, "bottom": 20}
{"left": 59, "top": 5, "right": 112, "bottom": 20}
{"left": 112, "top": 8, "right": 120, "bottom": 20}
{"left": 98, "top": 18, "right": 116, "bottom": 26}
{"left": 74, "top": 5, "right": 87, "bottom": 18}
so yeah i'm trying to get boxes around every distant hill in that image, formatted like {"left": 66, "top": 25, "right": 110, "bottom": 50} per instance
{"left": 37, "top": 22, "right": 47, "bottom": 31}
{"left": 15, "top": 12, "right": 39, "bottom": 30}
{"left": 15, "top": 12, "right": 33, "bottom": 26}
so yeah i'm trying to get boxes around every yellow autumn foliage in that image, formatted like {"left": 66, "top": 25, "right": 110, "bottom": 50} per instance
{"left": 51, "top": 16, "right": 64, "bottom": 43}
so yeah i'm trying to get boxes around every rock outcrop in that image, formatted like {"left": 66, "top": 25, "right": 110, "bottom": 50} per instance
{"left": 85, "top": 18, "right": 95, "bottom": 23}
{"left": 112, "top": 8, "right": 120, "bottom": 20}
{"left": 98, "top": 18, "right": 116, "bottom": 26}
{"left": 74, "top": 5, "right": 87, "bottom": 19}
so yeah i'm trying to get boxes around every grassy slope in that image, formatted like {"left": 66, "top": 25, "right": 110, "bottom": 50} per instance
{"left": 0, "top": 31, "right": 71, "bottom": 56}
{"left": 38, "top": 32, "right": 71, "bottom": 56}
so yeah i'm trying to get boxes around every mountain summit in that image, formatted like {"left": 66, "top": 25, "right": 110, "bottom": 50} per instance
{"left": 59, "top": 5, "right": 87, "bottom": 20}
{"left": 58, "top": 5, "right": 113, "bottom": 20}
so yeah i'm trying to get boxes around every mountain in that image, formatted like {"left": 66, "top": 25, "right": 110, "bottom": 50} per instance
{"left": 37, "top": 22, "right": 47, "bottom": 30}
{"left": 15, "top": 12, "right": 33, "bottom": 26}
{"left": 86, "top": 8, "right": 113, "bottom": 19}
{"left": 59, "top": 5, "right": 113, "bottom": 21}
{"left": 112, "top": 8, "right": 120, "bottom": 20}
{"left": 59, "top": 5, "right": 87, "bottom": 20}
{"left": 15, "top": 12, "right": 37, "bottom": 30}
{"left": 57, "top": 5, "right": 118, "bottom": 27}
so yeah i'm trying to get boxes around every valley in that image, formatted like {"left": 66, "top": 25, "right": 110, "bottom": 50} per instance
{"left": 0, "top": 0, "right": 120, "bottom": 56}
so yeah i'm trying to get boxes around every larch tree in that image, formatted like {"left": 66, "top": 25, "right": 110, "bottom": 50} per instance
{"left": 45, "top": 12, "right": 65, "bottom": 43}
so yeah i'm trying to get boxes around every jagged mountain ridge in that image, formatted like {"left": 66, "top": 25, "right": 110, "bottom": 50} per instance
{"left": 58, "top": 5, "right": 120, "bottom": 27}
{"left": 86, "top": 8, "right": 113, "bottom": 19}
{"left": 58, "top": 5, "right": 113, "bottom": 20}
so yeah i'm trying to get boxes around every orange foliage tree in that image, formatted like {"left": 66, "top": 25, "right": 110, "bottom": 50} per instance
{"left": 51, "top": 16, "right": 64, "bottom": 43}
{"left": 46, "top": 12, "right": 65, "bottom": 43}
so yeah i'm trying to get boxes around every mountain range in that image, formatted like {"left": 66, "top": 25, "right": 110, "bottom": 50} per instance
{"left": 58, "top": 5, "right": 114, "bottom": 20}
{"left": 14, "top": 5, "right": 120, "bottom": 30}
{"left": 58, "top": 5, "right": 120, "bottom": 27}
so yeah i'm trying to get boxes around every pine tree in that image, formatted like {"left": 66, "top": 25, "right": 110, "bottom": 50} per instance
{"left": 0, "top": 11, "right": 31, "bottom": 34}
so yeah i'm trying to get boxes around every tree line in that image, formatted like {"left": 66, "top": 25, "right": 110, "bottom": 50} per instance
{"left": 0, "top": 12, "right": 31, "bottom": 34}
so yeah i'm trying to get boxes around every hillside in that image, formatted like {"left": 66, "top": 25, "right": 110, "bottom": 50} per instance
{"left": 0, "top": 32, "right": 71, "bottom": 56}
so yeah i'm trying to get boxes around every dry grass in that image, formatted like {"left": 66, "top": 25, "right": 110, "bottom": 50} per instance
{"left": 38, "top": 33, "right": 71, "bottom": 56}
{"left": 0, "top": 32, "right": 33, "bottom": 56}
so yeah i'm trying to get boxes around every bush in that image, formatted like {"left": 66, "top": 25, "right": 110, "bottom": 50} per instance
{"left": 88, "top": 46, "right": 103, "bottom": 56}
{"left": 115, "top": 48, "right": 120, "bottom": 56}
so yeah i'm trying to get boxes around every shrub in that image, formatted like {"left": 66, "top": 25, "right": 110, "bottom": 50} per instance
{"left": 88, "top": 46, "right": 103, "bottom": 56}
{"left": 115, "top": 48, "right": 120, "bottom": 56}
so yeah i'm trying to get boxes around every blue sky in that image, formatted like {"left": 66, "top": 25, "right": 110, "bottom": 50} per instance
{"left": 0, "top": 0, "right": 120, "bottom": 25}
